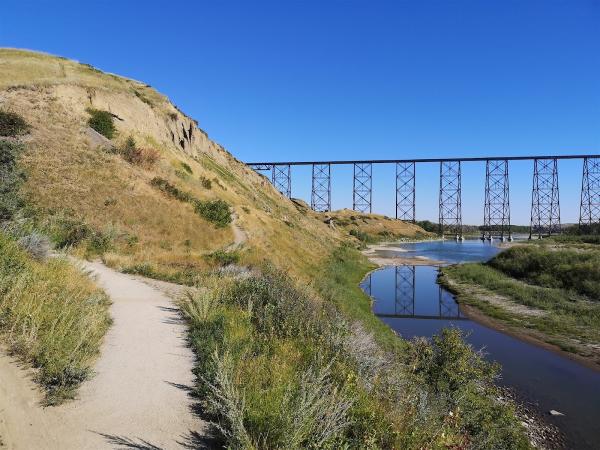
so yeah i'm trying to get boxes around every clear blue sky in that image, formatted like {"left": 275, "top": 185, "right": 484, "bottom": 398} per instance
{"left": 1, "top": 0, "right": 599, "bottom": 224}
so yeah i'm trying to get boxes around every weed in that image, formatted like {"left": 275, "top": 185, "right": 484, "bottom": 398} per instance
{"left": 0, "top": 110, "right": 30, "bottom": 136}
{"left": 86, "top": 108, "right": 115, "bottom": 139}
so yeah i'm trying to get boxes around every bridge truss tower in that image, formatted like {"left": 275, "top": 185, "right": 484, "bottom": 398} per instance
{"left": 396, "top": 162, "right": 416, "bottom": 222}
{"left": 439, "top": 161, "right": 463, "bottom": 237}
{"left": 482, "top": 159, "right": 511, "bottom": 240}
{"left": 353, "top": 163, "right": 372, "bottom": 213}
{"left": 395, "top": 265, "right": 415, "bottom": 316}
{"left": 579, "top": 157, "right": 600, "bottom": 230}
{"left": 530, "top": 158, "right": 560, "bottom": 238}
{"left": 272, "top": 164, "right": 292, "bottom": 198}
{"left": 311, "top": 163, "right": 331, "bottom": 212}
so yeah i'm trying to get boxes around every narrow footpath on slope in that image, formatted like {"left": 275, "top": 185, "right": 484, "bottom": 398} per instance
{"left": 0, "top": 261, "right": 208, "bottom": 449}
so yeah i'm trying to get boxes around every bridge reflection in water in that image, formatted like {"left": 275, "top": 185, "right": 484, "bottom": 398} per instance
{"left": 366, "top": 265, "right": 465, "bottom": 320}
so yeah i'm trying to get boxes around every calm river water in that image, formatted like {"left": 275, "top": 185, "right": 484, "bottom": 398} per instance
{"left": 361, "top": 240, "right": 600, "bottom": 450}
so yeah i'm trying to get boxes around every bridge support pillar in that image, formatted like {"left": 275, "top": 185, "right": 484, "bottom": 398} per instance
{"left": 311, "top": 163, "right": 331, "bottom": 212}
{"left": 396, "top": 162, "right": 415, "bottom": 222}
{"left": 579, "top": 157, "right": 600, "bottom": 231}
{"left": 483, "top": 160, "right": 511, "bottom": 240}
{"left": 530, "top": 158, "right": 560, "bottom": 238}
{"left": 271, "top": 164, "right": 291, "bottom": 198}
{"left": 439, "top": 161, "right": 462, "bottom": 237}
{"left": 395, "top": 265, "right": 415, "bottom": 316}
{"left": 353, "top": 163, "right": 372, "bottom": 213}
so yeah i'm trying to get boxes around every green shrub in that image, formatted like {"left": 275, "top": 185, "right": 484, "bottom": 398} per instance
{"left": 0, "top": 232, "right": 111, "bottom": 403}
{"left": 193, "top": 199, "right": 232, "bottom": 228}
{"left": 205, "top": 249, "right": 240, "bottom": 266}
{"left": 86, "top": 108, "right": 116, "bottom": 139}
{"left": 180, "top": 162, "right": 193, "bottom": 174}
{"left": 150, "top": 177, "right": 193, "bottom": 202}
{"left": 119, "top": 136, "right": 159, "bottom": 168}
{"left": 0, "top": 140, "right": 25, "bottom": 220}
{"left": 200, "top": 176, "right": 212, "bottom": 189}
{"left": 0, "top": 110, "right": 30, "bottom": 137}
{"left": 50, "top": 217, "right": 92, "bottom": 248}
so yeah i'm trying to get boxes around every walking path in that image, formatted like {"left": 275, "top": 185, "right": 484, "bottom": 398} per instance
{"left": 0, "top": 261, "right": 207, "bottom": 449}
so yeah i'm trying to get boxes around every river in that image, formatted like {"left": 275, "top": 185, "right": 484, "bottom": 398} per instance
{"left": 361, "top": 240, "right": 600, "bottom": 450}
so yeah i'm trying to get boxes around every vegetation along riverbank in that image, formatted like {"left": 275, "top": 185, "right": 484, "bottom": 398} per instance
{"left": 440, "top": 240, "right": 600, "bottom": 370}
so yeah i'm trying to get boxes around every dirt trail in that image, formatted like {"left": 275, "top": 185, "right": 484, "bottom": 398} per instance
{"left": 0, "top": 261, "right": 207, "bottom": 449}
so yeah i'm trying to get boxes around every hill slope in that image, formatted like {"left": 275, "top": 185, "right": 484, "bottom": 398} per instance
{"left": 0, "top": 48, "right": 353, "bottom": 279}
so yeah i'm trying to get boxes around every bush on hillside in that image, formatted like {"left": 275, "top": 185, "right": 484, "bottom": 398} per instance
{"left": 180, "top": 162, "right": 193, "bottom": 174}
{"left": 200, "top": 176, "right": 212, "bottom": 189}
{"left": 0, "top": 110, "right": 30, "bottom": 137}
{"left": 193, "top": 199, "right": 232, "bottom": 228}
{"left": 86, "top": 108, "right": 116, "bottom": 139}
{"left": 119, "top": 136, "right": 160, "bottom": 168}
{"left": 150, "top": 177, "right": 193, "bottom": 202}
{"left": 50, "top": 217, "right": 92, "bottom": 248}
{"left": 205, "top": 249, "right": 240, "bottom": 267}
{"left": 0, "top": 140, "right": 25, "bottom": 220}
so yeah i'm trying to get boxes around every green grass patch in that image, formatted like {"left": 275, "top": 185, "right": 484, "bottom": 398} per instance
{"left": 0, "top": 232, "right": 111, "bottom": 403}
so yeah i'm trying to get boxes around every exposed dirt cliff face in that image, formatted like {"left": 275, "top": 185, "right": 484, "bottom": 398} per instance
{"left": 0, "top": 48, "right": 424, "bottom": 279}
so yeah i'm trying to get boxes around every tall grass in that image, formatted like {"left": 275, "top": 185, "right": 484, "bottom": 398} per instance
{"left": 182, "top": 257, "right": 530, "bottom": 449}
{"left": 0, "top": 232, "right": 111, "bottom": 403}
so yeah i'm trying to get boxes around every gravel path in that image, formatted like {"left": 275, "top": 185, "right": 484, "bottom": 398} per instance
{"left": 0, "top": 261, "right": 207, "bottom": 449}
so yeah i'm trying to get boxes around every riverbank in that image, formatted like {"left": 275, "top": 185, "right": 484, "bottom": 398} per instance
{"left": 439, "top": 246, "right": 600, "bottom": 371}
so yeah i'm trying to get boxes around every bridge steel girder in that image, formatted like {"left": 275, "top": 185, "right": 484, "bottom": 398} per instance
{"left": 439, "top": 161, "right": 463, "bottom": 237}
{"left": 311, "top": 163, "right": 331, "bottom": 212}
{"left": 579, "top": 157, "right": 600, "bottom": 230}
{"left": 395, "top": 265, "right": 415, "bottom": 316}
{"left": 271, "top": 164, "right": 291, "bottom": 198}
{"left": 396, "top": 162, "right": 416, "bottom": 222}
{"left": 482, "top": 159, "right": 511, "bottom": 239}
{"left": 530, "top": 158, "right": 561, "bottom": 238}
{"left": 353, "top": 163, "right": 372, "bottom": 213}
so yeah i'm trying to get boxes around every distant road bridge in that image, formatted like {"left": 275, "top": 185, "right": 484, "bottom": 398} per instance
{"left": 247, "top": 155, "right": 600, "bottom": 239}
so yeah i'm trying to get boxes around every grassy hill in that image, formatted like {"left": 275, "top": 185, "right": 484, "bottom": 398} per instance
{"left": 0, "top": 48, "right": 352, "bottom": 282}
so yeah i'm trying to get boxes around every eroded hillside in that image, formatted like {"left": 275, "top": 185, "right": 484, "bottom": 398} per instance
{"left": 0, "top": 49, "right": 355, "bottom": 279}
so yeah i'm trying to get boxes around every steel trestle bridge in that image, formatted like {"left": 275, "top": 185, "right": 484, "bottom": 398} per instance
{"left": 248, "top": 154, "right": 600, "bottom": 239}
